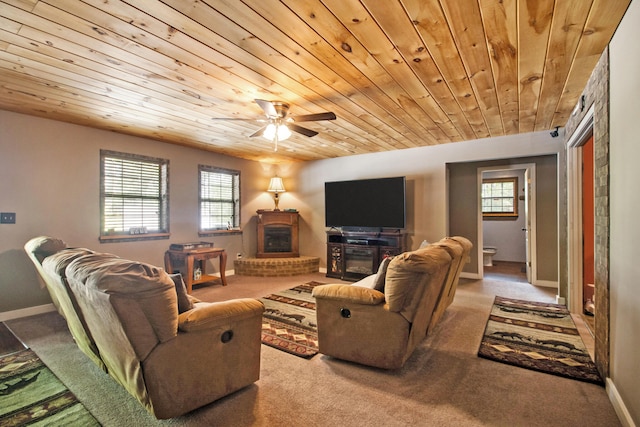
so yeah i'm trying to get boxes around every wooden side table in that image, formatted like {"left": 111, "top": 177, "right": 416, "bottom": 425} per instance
{"left": 164, "top": 248, "right": 228, "bottom": 294}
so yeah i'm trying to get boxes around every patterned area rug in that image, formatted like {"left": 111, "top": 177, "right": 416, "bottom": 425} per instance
{"left": 0, "top": 348, "right": 101, "bottom": 425}
{"left": 259, "top": 281, "right": 324, "bottom": 358}
{"left": 478, "top": 296, "right": 602, "bottom": 385}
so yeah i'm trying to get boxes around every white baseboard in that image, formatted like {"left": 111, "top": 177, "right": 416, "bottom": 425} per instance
{"left": 319, "top": 267, "right": 327, "bottom": 274}
{"left": 607, "top": 378, "right": 637, "bottom": 427}
{"left": 460, "top": 272, "right": 481, "bottom": 280}
{"left": 555, "top": 296, "right": 566, "bottom": 305}
{"left": 0, "top": 303, "right": 56, "bottom": 322}
{"left": 534, "top": 279, "right": 558, "bottom": 288}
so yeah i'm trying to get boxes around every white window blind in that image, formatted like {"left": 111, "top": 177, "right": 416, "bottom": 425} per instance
{"left": 199, "top": 165, "right": 240, "bottom": 231}
{"left": 101, "top": 150, "right": 169, "bottom": 237}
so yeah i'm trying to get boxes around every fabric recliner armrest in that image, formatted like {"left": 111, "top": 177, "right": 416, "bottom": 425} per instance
{"left": 178, "top": 298, "right": 264, "bottom": 332}
{"left": 312, "top": 284, "right": 385, "bottom": 305}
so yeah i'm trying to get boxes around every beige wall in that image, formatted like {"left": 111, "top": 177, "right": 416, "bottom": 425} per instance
{"left": 609, "top": 0, "right": 640, "bottom": 423}
{"left": 296, "top": 132, "right": 564, "bottom": 276}
{"left": 0, "top": 110, "right": 284, "bottom": 313}
{"left": 1, "top": 109, "right": 564, "bottom": 316}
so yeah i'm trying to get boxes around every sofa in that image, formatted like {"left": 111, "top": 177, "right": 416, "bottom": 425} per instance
{"left": 24, "top": 236, "right": 265, "bottom": 419}
{"left": 312, "top": 236, "right": 471, "bottom": 369}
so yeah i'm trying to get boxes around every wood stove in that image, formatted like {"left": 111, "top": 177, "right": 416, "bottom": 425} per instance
{"left": 256, "top": 209, "right": 299, "bottom": 258}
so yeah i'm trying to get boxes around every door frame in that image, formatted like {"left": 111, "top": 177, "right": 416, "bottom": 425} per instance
{"left": 566, "top": 105, "right": 595, "bottom": 313}
{"left": 477, "top": 163, "right": 537, "bottom": 283}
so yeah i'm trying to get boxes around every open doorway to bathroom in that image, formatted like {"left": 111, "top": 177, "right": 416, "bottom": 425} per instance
{"left": 479, "top": 164, "right": 536, "bottom": 284}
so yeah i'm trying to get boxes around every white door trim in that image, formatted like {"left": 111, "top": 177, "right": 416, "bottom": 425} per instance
{"left": 566, "top": 105, "right": 595, "bottom": 313}
{"left": 477, "top": 163, "right": 537, "bottom": 284}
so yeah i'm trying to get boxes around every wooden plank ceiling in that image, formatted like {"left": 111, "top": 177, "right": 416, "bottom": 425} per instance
{"left": 0, "top": 0, "right": 630, "bottom": 162}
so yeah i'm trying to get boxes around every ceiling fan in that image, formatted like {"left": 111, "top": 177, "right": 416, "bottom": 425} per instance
{"left": 213, "top": 99, "right": 336, "bottom": 151}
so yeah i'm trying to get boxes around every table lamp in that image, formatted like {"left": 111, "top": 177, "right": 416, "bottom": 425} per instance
{"left": 267, "top": 176, "right": 286, "bottom": 210}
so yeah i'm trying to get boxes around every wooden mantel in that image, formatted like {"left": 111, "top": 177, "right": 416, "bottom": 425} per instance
{"left": 256, "top": 210, "right": 300, "bottom": 258}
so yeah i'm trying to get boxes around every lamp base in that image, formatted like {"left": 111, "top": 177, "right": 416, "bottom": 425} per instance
{"left": 273, "top": 192, "right": 280, "bottom": 210}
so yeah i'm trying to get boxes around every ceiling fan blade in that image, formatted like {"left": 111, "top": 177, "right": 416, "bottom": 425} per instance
{"left": 288, "top": 124, "right": 319, "bottom": 137}
{"left": 292, "top": 112, "right": 336, "bottom": 122}
{"left": 254, "top": 99, "right": 278, "bottom": 117}
{"left": 211, "top": 117, "right": 258, "bottom": 121}
{"left": 249, "top": 125, "right": 268, "bottom": 138}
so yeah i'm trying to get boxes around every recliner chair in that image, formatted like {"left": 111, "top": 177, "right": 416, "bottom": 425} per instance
{"left": 312, "top": 244, "right": 453, "bottom": 369}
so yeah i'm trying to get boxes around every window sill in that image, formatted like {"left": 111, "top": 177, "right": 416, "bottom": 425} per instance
{"left": 482, "top": 214, "right": 519, "bottom": 220}
{"left": 99, "top": 233, "right": 170, "bottom": 243}
{"left": 199, "top": 229, "right": 243, "bottom": 237}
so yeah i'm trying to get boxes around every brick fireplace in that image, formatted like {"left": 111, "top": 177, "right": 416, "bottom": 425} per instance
{"left": 256, "top": 209, "right": 299, "bottom": 258}
{"left": 235, "top": 209, "right": 318, "bottom": 277}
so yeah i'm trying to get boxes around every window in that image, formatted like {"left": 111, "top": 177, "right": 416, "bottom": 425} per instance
{"left": 199, "top": 165, "right": 240, "bottom": 233}
{"left": 482, "top": 177, "right": 518, "bottom": 218}
{"left": 100, "top": 150, "right": 169, "bottom": 241}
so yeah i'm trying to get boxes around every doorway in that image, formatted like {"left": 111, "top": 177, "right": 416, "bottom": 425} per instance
{"left": 567, "top": 106, "right": 596, "bottom": 328}
{"left": 567, "top": 107, "right": 595, "bottom": 315}
{"left": 478, "top": 164, "right": 536, "bottom": 284}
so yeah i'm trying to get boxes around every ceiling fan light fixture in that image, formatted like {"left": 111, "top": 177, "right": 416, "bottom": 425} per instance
{"left": 263, "top": 123, "right": 291, "bottom": 141}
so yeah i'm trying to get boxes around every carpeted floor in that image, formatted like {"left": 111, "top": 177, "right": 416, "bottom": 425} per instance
{"left": 0, "top": 322, "right": 26, "bottom": 356}
{"left": 5, "top": 273, "right": 621, "bottom": 426}
{"left": 478, "top": 296, "right": 602, "bottom": 384}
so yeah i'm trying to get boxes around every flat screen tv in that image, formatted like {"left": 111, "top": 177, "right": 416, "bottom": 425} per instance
{"left": 324, "top": 176, "right": 406, "bottom": 229}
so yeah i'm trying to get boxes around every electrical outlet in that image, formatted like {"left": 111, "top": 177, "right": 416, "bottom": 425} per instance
{"left": 236, "top": 253, "right": 242, "bottom": 259}
{"left": 0, "top": 212, "right": 16, "bottom": 224}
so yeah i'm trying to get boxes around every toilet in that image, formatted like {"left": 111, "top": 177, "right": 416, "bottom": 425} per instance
{"left": 483, "top": 247, "right": 498, "bottom": 267}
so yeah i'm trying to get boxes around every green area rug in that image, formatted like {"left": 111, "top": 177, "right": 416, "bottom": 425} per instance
{"left": 0, "top": 348, "right": 100, "bottom": 426}
{"left": 259, "top": 281, "right": 324, "bottom": 358}
{"left": 478, "top": 296, "right": 602, "bottom": 385}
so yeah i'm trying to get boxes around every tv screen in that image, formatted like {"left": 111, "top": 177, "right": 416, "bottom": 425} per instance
{"left": 324, "top": 176, "right": 406, "bottom": 229}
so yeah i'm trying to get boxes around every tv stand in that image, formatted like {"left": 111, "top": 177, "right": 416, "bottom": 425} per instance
{"left": 341, "top": 226, "right": 381, "bottom": 233}
{"left": 326, "top": 230, "right": 405, "bottom": 281}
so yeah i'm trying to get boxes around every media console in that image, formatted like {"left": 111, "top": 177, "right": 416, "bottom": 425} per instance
{"left": 326, "top": 230, "right": 406, "bottom": 281}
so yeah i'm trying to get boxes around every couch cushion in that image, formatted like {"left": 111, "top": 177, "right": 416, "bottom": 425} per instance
{"left": 67, "top": 254, "right": 178, "bottom": 343}
{"left": 351, "top": 274, "right": 376, "bottom": 289}
{"left": 25, "top": 236, "right": 67, "bottom": 262}
{"left": 178, "top": 298, "right": 265, "bottom": 332}
{"left": 65, "top": 253, "right": 120, "bottom": 284}
{"left": 312, "top": 284, "right": 385, "bottom": 305}
{"left": 385, "top": 246, "right": 452, "bottom": 315}
{"left": 372, "top": 256, "right": 393, "bottom": 292}
{"left": 42, "top": 248, "right": 95, "bottom": 278}
{"left": 169, "top": 273, "right": 194, "bottom": 314}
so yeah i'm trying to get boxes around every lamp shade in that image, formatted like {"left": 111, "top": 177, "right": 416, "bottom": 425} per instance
{"left": 267, "top": 176, "right": 286, "bottom": 193}
{"left": 263, "top": 124, "right": 291, "bottom": 141}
